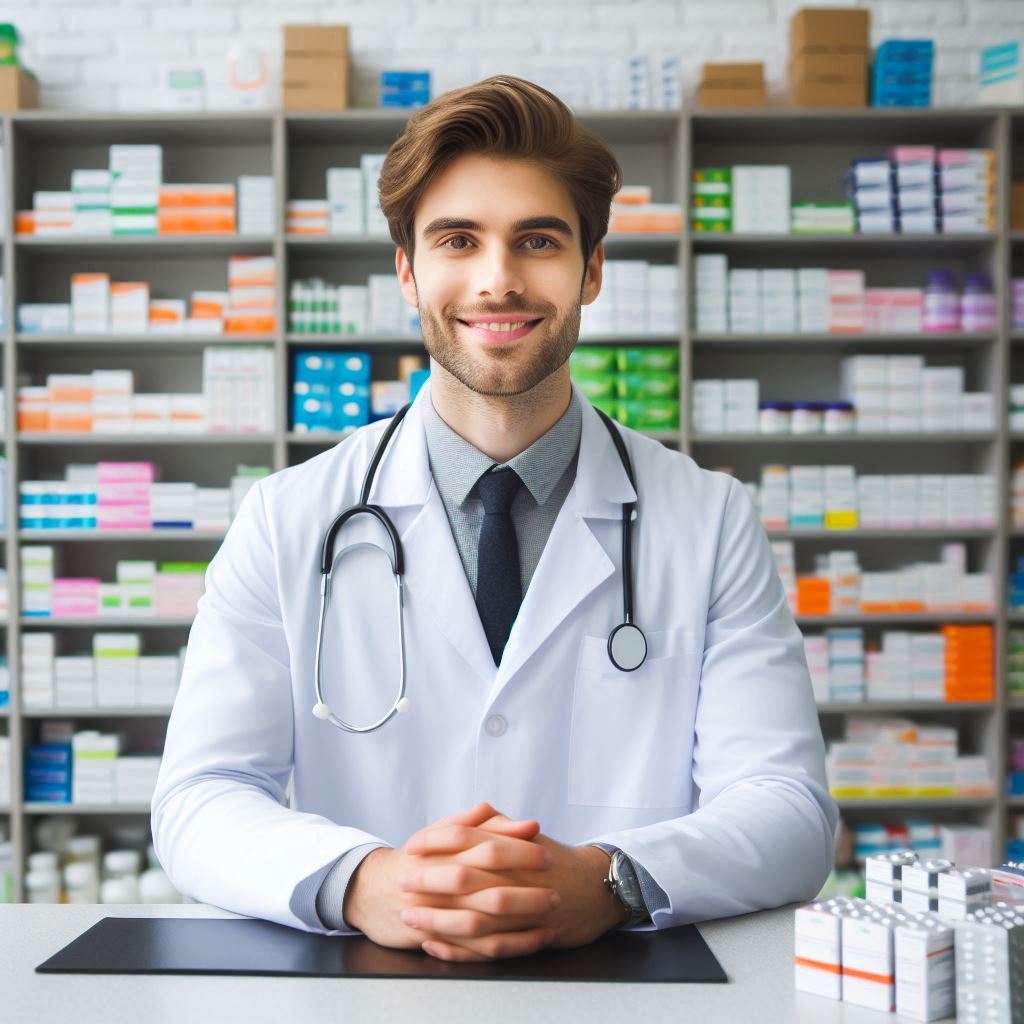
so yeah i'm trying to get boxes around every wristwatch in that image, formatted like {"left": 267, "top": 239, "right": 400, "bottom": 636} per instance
{"left": 594, "top": 847, "right": 649, "bottom": 927}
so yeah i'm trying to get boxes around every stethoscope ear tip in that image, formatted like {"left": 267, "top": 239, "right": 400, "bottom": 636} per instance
{"left": 312, "top": 702, "right": 332, "bottom": 720}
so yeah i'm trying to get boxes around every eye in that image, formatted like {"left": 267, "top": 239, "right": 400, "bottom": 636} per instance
{"left": 440, "top": 235, "right": 473, "bottom": 250}
{"left": 524, "top": 236, "right": 557, "bottom": 251}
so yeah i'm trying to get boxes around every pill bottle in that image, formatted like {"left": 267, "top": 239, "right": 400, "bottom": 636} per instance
{"left": 101, "top": 876, "right": 140, "bottom": 904}
{"left": 791, "top": 402, "right": 823, "bottom": 434}
{"left": 139, "top": 866, "right": 182, "bottom": 904}
{"left": 25, "top": 869, "right": 61, "bottom": 904}
{"left": 65, "top": 835, "right": 101, "bottom": 880}
{"left": 758, "top": 401, "right": 792, "bottom": 434}
{"left": 923, "top": 270, "right": 959, "bottom": 332}
{"left": 103, "top": 849, "right": 142, "bottom": 882}
{"left": 823, "top": 402, "right": 855, "bottom": 434}
{"left": 64, "top": 861, "right": 99, "bottom": 904}
{"left": 27, "top": 850, "right": 59, "bottom": 875}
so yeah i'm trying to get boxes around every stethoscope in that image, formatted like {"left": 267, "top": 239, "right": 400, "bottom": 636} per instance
{"left": 312, "top": 402, "right": 647, "bottom": 734}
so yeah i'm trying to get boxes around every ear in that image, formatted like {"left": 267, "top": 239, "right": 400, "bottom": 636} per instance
{"left": 580, "top": 240, "right": 604, "bottom": 306}
{"left": 396, "top": 246, "right": 418, "bottom": 307}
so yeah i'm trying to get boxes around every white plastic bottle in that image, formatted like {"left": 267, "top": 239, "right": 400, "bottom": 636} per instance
{"left": 25, "top": 869, "right": 61, "bottom": 904}
{"left": 103, "top": 849, "right": 142, "bottom": 882}
{"left": 139, "top": 866, "right": 181, "bottom": 904}
{"left": 101, "top": 876, "right": 140, "bottom": 904}
{"left": 64, "top": 861, "right": 99, "bottom": 904}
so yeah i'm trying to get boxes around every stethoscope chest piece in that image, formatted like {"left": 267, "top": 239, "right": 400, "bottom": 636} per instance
{"left": 607, "top": 622, "right": 647, "bottom": 672}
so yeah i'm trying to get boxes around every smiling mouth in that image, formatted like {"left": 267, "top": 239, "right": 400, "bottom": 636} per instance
{"left": 457, "top": 318, "right": 544, "bottom": 333}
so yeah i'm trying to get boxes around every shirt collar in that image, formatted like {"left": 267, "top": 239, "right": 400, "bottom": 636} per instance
{"left": 422, "top": 386, "right": 582, "bottom": 508}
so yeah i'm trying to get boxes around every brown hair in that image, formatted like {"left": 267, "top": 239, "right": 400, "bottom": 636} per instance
{"left": 378, "top": 75, "right": 623, "bottom": 267}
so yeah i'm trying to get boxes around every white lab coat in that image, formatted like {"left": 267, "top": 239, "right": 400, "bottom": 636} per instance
{"left": 151, "top": 381, "right": 838, "bottom": 936}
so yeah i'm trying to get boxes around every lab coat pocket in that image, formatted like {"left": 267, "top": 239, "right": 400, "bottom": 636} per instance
{"left": 567, "top": 627, "right": 698, "bottom": 809}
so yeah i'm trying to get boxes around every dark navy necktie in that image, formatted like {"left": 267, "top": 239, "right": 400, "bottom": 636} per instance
{"left": 475, "top": 466, "right": 524, "bottom": 665}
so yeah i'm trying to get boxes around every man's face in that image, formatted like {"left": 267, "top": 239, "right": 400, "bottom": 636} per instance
{"left": 396, "top": 153, "right": 603, "bottom": 397}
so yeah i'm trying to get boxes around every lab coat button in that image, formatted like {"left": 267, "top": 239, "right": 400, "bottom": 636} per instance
{"left": 485, "top": 715, "right": 507, "bottom": 737}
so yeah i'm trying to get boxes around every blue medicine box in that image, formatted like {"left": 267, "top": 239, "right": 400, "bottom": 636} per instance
{"left": 381, "top": 70, "right": 431, "bottom": 108}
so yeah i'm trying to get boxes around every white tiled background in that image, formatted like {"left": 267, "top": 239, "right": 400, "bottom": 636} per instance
{"left": 0, "top": 0, "right": 1020, "bottom": 111}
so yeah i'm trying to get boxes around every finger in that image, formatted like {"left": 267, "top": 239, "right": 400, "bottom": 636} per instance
{"left": 406, "top": 817, "right": 538, "bottom": 855}
{"left": 421, "top": 927, "right": 555, "bottom": 962}
{"left": 407, "top": 826, "right": 551, "bottom": 869}
{"left": 400, "top": 861, "right": 521, "bottom": 897}
{"left": 401, "top": 889, "right": 557, "bottom": 938}
{"left": 438, "top": 802, "right": 498, "bottom": 826}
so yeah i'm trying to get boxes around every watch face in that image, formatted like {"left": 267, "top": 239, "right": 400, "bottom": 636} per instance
{"left": 612, "top": 852, "right": 644, "bottom": 911}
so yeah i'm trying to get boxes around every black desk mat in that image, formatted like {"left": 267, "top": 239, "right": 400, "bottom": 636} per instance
{"left": 37, "top": 917, "right": 728, "bottom": 983}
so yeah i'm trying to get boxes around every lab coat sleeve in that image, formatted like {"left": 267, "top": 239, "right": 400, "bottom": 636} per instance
{"left": 583, "top": 474, "right": 839, "bottom": 929}
{"left": 150, "top": 482, "right": 393, "bottom": 935}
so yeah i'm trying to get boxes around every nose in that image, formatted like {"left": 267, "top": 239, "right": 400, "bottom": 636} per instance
{"left": 474, "top": 243, "right": 525, "bottom": 302}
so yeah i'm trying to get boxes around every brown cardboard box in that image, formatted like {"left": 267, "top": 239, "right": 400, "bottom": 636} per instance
{"left": 790, "top": 7, "right": 869, "bottom": 56}
{"left": 284, "top": 24, "right": 349, "bottom": 56}
{"left": 283, "top": 81, "right": 348, "bottom": 111}
{"left": 788, "top": 71, "right": 867, "bottom": 108}
{"left": 696, "top": 83, "right": 768, "bottom": 108}
{"left": 700, "top": 62, "right": 765, "bottom": 87}
{"left": 283, "top": 55, "right": 348, "bottom": 89}
{"left": 789, "top": 52, "right": 867, "bottom": 81}
{"left": 0, "top": 66, "right": 38, "bottom": 111}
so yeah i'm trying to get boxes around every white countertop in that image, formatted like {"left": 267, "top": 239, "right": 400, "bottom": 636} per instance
{"left": 1, "top": 902, "right": 954, "bottom": 1024}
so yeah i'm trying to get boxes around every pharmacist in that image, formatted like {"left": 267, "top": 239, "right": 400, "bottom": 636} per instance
{"left": 152, "top": 75, "right": 837, "bottom": 964}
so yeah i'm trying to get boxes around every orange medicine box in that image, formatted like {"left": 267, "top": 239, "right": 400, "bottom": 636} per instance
{"left": 796, "top": 576, "right": 830, "bottom": 615}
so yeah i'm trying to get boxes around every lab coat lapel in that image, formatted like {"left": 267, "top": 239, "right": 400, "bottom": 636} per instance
{"left": 492, "top": 395, "right": 638, "bottom": 696}
{"left": 366, "top": 384, "right": 497, "bottom": 686}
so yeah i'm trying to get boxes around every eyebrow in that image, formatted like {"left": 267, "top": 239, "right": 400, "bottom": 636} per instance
{"left": 420, "top": 215, "right": 575, "bottom": 241}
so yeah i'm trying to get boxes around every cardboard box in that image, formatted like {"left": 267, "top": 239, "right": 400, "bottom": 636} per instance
{"left": 283, "top": 83, "right": 348, "bottom": 112}
{"left": 284, "top": 24, "right": 349, "bottom": 56}
{"left": 790, "top": 52, "right": 867, "bottom": 81}
{"left": 283, "top": 55, "right": 348, "bottom": 89}
{"left": 701, "top": 62, "right": 765, "bottom": 87}
{"left": 0, "top": 66, "right": 38, "bottom": 111}
{"left": 789, "top": 66, "right": 867, "bottom": 107}
{"left": 790, "top": 7, "right": 869, "bottom": 56}
{"left": 697, "top": 83, "right": 767, "bottom": 109}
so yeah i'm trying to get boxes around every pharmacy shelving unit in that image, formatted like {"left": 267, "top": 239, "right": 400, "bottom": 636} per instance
{"left": 0, "top": 106, "right": 1020, "bottom": 904}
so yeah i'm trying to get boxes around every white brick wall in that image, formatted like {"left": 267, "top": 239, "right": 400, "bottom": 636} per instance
{"left": 0, "top": 0, "right": 1014, "bottom": 111}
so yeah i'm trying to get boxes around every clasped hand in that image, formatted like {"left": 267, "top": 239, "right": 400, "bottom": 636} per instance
{"left": 346, "top": 801, "right": 624, "bottom": 962}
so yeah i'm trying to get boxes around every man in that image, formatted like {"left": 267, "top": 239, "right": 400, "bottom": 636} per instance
{"left": 152, "top": 75, "right": 837, "bottom": 964}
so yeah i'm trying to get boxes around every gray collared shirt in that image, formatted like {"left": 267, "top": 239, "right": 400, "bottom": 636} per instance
{"left": 313, "top": 386, "right": 668, "bottom": 932}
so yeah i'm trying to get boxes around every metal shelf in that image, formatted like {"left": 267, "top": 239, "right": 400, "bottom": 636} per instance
{"left": 23, "top": 706, "right": 173, "bottom": 718}
{"left": 17, "top": 529, "right": 227, "bottom": 541}
{"left": 836, "top": 797, "right": 996, "bottom": 809}
{"left": 22, "top": 803, "right": 153, "bottom": 815}
{"left": 20, "top": 617, "right": 195, "bottom": 627}
{"left": 795, "top": 613, "right": 994, "bottom": 625}
{"left": 817, "top": 701, "right": 993, "bottom": 714}
{"left": 0, "top": 103, "right": 1018, "bottom": 906}
{"left": 767, "top": 528, "right": 994, "bottom": 540}
{"left": 17, "top": 333, "right": 273, "bottom": 348}
{"left": 17, "top": 433, "right": 275, "bottom": 445}
{"left": 693, "top": 432, "right": 996, "bottom": 444}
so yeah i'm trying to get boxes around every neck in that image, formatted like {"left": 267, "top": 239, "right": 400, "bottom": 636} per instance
{"left": 428, "top": 363, "right": 573, "bottom": 464}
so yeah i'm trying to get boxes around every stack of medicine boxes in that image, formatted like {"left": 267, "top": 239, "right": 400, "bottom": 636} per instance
{"left": 292, "top": 351, "right": 371, "bottom": 432}
{"left": 871, "top": 40, "right": 934, "bottom": 107}
{"left": 569, "top": 347, "right": 680, "bottom": 432}
{"left": 690, "top": 169, "right": 731, "bottom": 233}
{"left": 111, "top": 146, "right": 160, "bottom": 236}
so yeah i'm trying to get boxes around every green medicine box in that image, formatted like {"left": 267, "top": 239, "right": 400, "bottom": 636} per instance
{"left": 571, "top": 372, "right": 618, "bottom": 401}
{"left": 617, "top": 371, "right": 680, "bottom": 401}
{"left": 618, "top": 399, "right": 680, "bottom": 431}
{"left": 617, "top": 348, "right": 679, "bottom": 373}
{"left": 570, "top": 346, "right": 618, "bottom": 374}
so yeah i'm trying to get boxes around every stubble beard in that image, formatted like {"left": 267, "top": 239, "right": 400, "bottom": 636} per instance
{"left": 417, "top": 299, "right": 582, "bottom": 398}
